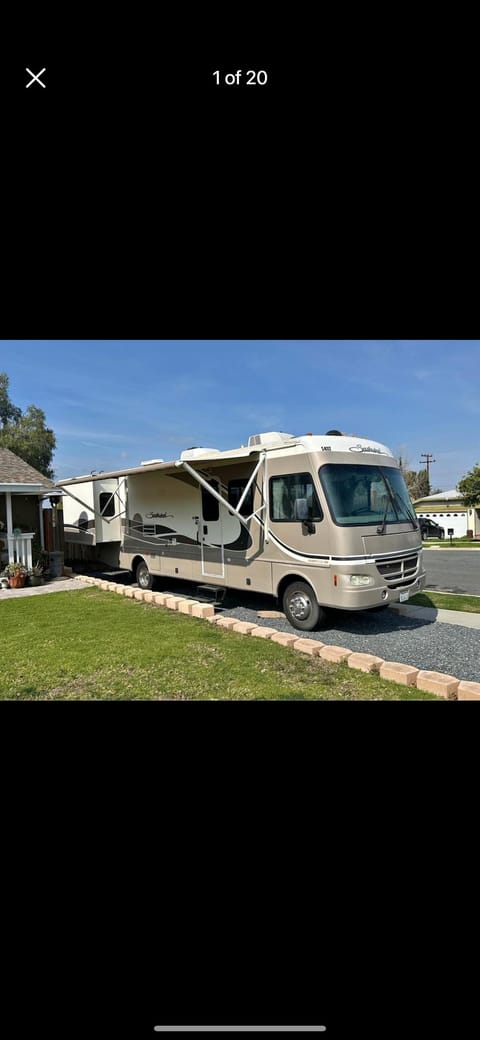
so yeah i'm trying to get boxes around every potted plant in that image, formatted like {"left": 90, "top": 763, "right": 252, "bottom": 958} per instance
{"left": 27, "top": 560, "right": 45, "bottom": 587}
{"left": 3, "top": 563, "right": 28, "bottom": 589}
{"left": 36, "top": 549, "right": 50, "bottom": 578}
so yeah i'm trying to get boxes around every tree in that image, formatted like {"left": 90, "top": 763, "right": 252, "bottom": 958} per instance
{"left": 0, "top": 373, "right": 22, "bottom": 426}
{"left": 395, "top": 451, "right": 431, "bottom": 500}
{"left": 457, "top": 464, "right": 480, "bottom": 508}
{"left": 408, "top": 468, "right": 431, "bottom": 501}
{"left": 0, "top": 373, "right": 56, "bottom": 479}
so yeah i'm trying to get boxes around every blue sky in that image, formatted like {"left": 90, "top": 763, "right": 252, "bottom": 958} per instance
{"left": 1, "top": 341, "right": 478, "bottom": 490}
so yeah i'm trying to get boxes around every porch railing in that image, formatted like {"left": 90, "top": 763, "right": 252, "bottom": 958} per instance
{"left": 7, "top": 532, "right": 34, "bottom": 570}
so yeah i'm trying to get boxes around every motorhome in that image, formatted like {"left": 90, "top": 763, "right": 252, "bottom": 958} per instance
{"left": 58, "top": 431, "right": 427, "bottom": 630}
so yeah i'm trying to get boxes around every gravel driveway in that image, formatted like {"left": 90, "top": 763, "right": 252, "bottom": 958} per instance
{"left": 219, "top": 597, "right": 480, "bottom": 683}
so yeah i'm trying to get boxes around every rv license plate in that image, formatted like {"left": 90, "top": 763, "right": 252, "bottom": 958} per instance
{"left": 399, "top": 591, "right": 409, "bottom": 602}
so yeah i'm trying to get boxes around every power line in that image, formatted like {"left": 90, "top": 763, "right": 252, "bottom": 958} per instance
{"left": 419, "top": 452, "right": 436, "bottom": 487}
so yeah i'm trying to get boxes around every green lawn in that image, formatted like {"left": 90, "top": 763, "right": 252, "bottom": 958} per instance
{"left": 410, "top": 591, "right": 480, "bottom": 613}
{"left": 0, "top": 588, "right": 439, "bottom": 700}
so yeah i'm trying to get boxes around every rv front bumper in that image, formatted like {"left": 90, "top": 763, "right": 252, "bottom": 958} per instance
{"left": 332, "top": 571, "right": 427, "bottom": 610}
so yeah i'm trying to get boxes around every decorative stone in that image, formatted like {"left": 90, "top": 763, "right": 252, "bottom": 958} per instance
{"left": 270, "top": 633, "right": 298, "bottom": 647}
{"left": 257, "top": 610, "right": 285, "bottom": 619}
{"left": 416, "top": 670, "right": 460, "bottom": 699}
{"left": 231, "top": 621, "right": 257, "bottom": 634}
{"left": 319, "top": 645, "right": 353, "bottom": 664}
{"left": 191, "top": 603, "right": 215, "bottom": 619}
{"left": 347, "top": 652, "right": 384, "bottom": 673}
{"left": 380, "top": 661, "right": 419, "bottom": 686}
{"left": 457, "top": 680, "right": 480, "bottom": 701}
{"left": 292, "top": 638, "right": 323, "bottom": 655}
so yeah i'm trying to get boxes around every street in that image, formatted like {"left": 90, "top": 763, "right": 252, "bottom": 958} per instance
{"left": 424, "top": 549, "right": 480, "bottom": 595}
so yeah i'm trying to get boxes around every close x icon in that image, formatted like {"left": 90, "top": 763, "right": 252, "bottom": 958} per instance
{"left": 25, "top": 67, "right": 46, "bottom": 88}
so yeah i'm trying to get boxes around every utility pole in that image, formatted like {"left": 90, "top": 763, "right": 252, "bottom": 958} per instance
{"left": 419, "top": 452, "right": 436, "bottom": 491}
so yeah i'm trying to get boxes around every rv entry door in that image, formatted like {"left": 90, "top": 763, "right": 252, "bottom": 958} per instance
{"left": 200, "top": 479, "right": 225, "bottom": 578}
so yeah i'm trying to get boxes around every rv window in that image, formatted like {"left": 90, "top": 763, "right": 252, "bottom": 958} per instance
{"left": 202, "top": 480, "right": 220, "bottom": 522}
{"left": 99, "top": 492, "right": 115, "bottom": 517}
{"left": 269, "top": 473, "right": 323, "bottom": 522}
{"left": 228, "top": 479, "right": 254, "bottom": 517}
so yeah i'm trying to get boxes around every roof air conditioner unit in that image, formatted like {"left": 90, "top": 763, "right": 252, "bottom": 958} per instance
{"left": 248, "top": 432, "right": 294, "bottom": 447}
{"left": 180, "top": 447, "right": 222, "bottom": 461}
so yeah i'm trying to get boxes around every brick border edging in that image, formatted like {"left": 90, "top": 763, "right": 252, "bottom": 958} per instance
{"left": 75, "top": 577, "right": 480, "bottom": 700}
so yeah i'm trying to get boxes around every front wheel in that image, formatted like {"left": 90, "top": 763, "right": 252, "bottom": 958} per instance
{"left": 282, "top": 580, "right": 326, "bottom": 631}
{"left": 136, "top": 560, "right": 154, "bottom": 590}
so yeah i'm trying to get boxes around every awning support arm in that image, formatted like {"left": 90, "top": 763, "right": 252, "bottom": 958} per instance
{"left": 175, "top": 457, "right": 266, "bottom": 531}
{"left": 58, "top": 485, "right": 126, "bottom": 524}
{"left": 236, "top": 456, "right": 264, "bottom": 512}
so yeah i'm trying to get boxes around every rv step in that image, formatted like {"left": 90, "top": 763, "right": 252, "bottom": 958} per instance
{"left": 196, "top": 584, "right": 226, "bottom": 605}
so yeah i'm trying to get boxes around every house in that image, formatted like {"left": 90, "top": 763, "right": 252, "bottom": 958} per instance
{"left": 413, "top": 489, "right": 480, "bottom": 539}
{"left": 0, "top": 448, "right": 63, "bottom": 568}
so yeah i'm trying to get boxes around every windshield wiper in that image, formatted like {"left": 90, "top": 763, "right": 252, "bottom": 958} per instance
{"left": 392, "top": 491, "right": 419, "bottom": 531}
{"left": 377, "top": 497, "right": 391, "bottom": 535}
{"left": 377, "top": 479, "right": 398, "bottom": 535}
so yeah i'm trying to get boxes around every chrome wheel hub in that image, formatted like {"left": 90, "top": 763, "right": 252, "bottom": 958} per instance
{"left": 289, "top": 593, "right": 311, "bottom": 620}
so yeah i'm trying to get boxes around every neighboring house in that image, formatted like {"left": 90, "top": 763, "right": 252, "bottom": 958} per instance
{"left": 0, "top": 448, "right": 62, "bottom": 568}
{"left": 413, "top": 489, "right": 480, "bottom": 539}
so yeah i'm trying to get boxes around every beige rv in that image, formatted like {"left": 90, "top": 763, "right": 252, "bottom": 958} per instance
{"left": 58, "top": 431, "right": 426, "bottom": 630}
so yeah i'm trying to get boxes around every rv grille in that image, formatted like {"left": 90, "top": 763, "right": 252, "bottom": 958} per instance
{"left": 376, "top": 554, "right": 419, "bottom": 589}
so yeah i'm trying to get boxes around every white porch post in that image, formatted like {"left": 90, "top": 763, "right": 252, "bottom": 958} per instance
{"left": 39, "top": 498, "right": 45, "bottom": 550}
{"left": 5, "top": 492, "right": 13, "bottom": 559}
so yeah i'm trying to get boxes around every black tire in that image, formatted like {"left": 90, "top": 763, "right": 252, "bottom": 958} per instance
{"left": 136, "top": 560, "right": 154, "bottom": 590}
{"left": 282, "top": 580, "right": 326, "bottom": 631}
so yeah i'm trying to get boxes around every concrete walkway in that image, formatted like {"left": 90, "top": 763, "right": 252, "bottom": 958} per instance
{"left": 0, "top": 577, "right": 85, "bottom": 600}
{"left": 390, "top": 603, "right": 480, "bottom": 629}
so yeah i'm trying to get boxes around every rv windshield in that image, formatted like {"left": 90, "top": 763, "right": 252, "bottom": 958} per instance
{"left": 319, "top": 464, "right": 418, "bottom": 528}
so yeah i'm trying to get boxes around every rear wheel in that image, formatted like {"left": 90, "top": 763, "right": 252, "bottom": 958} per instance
{"left": 282, "top": 580, "right": 326, "bottom": 631}
{"left": 136, "top": 560, "right": 154, "bottom": 590}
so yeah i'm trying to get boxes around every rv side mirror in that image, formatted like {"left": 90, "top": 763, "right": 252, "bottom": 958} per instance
{"left": 294, "top": 498, "right": 309, "bottom": 521}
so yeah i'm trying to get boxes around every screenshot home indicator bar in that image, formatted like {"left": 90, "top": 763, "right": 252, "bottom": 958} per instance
{"left": 154, "top": 1030, "right": 327, "bottom": 1034}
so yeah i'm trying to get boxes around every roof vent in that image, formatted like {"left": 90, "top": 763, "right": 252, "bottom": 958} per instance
{"left": 248, "top": 432, "right": 294, "bottom": 448}
{"left": 325, "top": 430, "right": 344, "bottom": 436}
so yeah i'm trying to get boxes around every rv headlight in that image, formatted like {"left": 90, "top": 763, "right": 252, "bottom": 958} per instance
{"left": 349, "top": 574, "right": 373, "bottom": 587}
